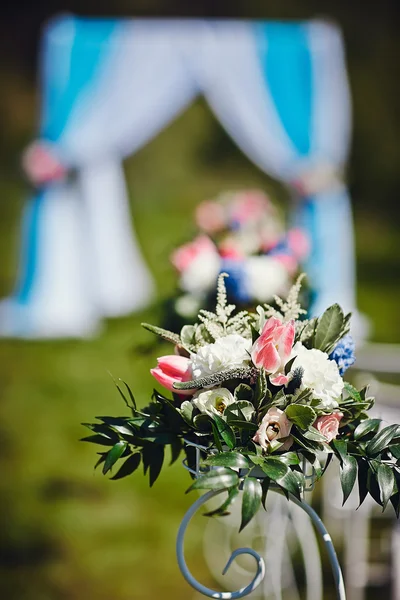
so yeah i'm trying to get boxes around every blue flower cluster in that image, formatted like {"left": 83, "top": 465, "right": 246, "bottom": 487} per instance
{"left": 329, "top": 334, "right": 356, "bottom": 375}
{"left": 220, "top": 260, "right": 250, "bottom": 304}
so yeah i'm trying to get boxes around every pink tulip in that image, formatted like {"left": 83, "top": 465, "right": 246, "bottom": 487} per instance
{"left": 170, "top": 235, "right": 217, "bottom": 273}
{"left": 314, "top": 412, "right": 343, "bottom": 442}
{"left": 150, "top": 355, "right": 194, "bottom": 396}
{"left": 22, "top": 140, "right": 66, "bottom": 186}
{"left": 251, "top": 317, "right": 295, "bottom": 384}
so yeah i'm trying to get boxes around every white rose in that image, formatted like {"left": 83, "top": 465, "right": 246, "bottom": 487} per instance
{"left": 192, "top": 388, "right": 235, "bottom": 416}
{"left": 290, "top": 342, "right": 344, "bottom": 409}
{"left": 245, "top": 256, "right": 290, "bottom": 303}
{"left": 180, "top": 253, "right": 221, "bottom": 295}
{"left": 191, "top": 334, "right": 251, "bottom": 378}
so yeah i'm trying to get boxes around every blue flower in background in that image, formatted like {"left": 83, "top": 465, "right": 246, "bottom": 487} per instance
{"left": 329, "top": 334, "right": 356, "bottom": 375}
{"left": 220, "top": 260, "right": 250, "bottom": 304}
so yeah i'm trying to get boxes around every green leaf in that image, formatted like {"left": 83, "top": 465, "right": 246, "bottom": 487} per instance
{"left": 339, "top": 455, "right": 358, "bottom": 505}
{"left": 357, "top": 458, "right": 369, "bottom": 508}
{"left": 332, "top": 439, "right": 348, "bottom": 461}
{"left": 366, "top": 424, "right": 400, "bottom": 456}
{"left": 254, "top": 369, "right": 268, "bottom": 409}
{"left": 211, "top": 421, "right": 223, "bottom": 452}
{"left": 343, "top": 382, "right": 362, "bottom": 403}
{"left": 203, "top": 486, "right": 240, "bottom": 517}
{"left": 303, "top": 426, "right": 327, "bottom": 442}
{"left": 213, "top": 414, "right": 236, "bottom": 449}
{"left": 354, "top": 418, "right": 381, "bottom": 440}
{"left": 285, "top": 405, "right": 316, "bottom": 430}
{"left": 280, "top": 452, "right": 301, "bottom": 466}
{"left": 149, "top": 445, "right": 165, "bottom": 487}
{"left": 314, "top": 304, "right": 344, "bottom": 353}
{"left": 180, "top": 325, "right": 196, "bottom": 351}
{"left": 261, "top": 457, "right": 302, "bottom": 499}
{"left": 228, "top": 420, "right": 258, "bottom": 431}
{"left": 299, "top": 317, "right": 317, "bottom": 346}
{"left": 110, "top": 452, "right": 141, "bottom": 480}
{"left": 234, "top": 384, "right": 253, "bottom": 403}
{"left": 240, "top": 478, "right": 263, "bottom": 531}
{"left": 186, "top": 467, "right": 239, "bottom": 493}
{"left": 204, "top": 451, "right": 250, "bottom": 470}
{"left": 193, "top": 413, "right": 212, "bottom": 431}
{"left": 141, "top": 322, "right": 181, "bottom": 346}
{"left": 284, "top": 356, "right": 297, "bottom": 376}
{"left": 103, "top": 441, "right": 128, "bottom": 475}
{"left": 170, "top": 438, "right": 182, "bottom": 465}
{"left": 225, "top": 401, "right": 255, "bottom": 422}
{"left": 261, "top": 477, "right": 270, "bottom": 509}
{"left": 120, "top": 380, "right": 137, "bottom": 410}
{"left": 180, "top": 401, "right": 194, "bottom": 425}
{"left": 389, "top": 444, "right": 400, "bottom": 460}
{"left": 367, "top": 469, "right": 383, "bottom": 506}
{"left": 81, "top": 433, "right": 116, "bottom": 447}
{"left": 377, "top": 464, "right": 396, "bottom": 510}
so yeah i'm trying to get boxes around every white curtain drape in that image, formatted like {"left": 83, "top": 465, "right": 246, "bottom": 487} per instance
{"left": 2, "top": 17, "right": 361, "bottom": 338}
{"left": 193, "top": 20, "right": 359, "bottom": 329}
{"left": 2, "top": 18, "right": 199, "bottom": 337}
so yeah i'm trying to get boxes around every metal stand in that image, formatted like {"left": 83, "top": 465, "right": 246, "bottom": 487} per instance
{"left": 176, "top": 487, "right": 346, "bottom": 599}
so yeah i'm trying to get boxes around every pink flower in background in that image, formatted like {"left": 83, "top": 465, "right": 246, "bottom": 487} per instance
{"left": 314, "top": 412, "right": 344, "bottom": 442}
{"left": 22, "top": 140, "right": 66, "bottom": 186}
{"left": 253, "top": 407, "right": 293, "bottom": 451}
{"left": 150, "top": 355, "right": 194, "bottom": 396}
{"left": 251, "top": 317, "right": 295, "bottom": 385}
{"left": 195, "top": 201, "right": 226, "bottom": 234}
{"left": 171, "top": 235, "right": 217, "bottom": 273}
{"left": 273, "top": 254, "right": 298, "bottom": 276}
{"left": 230, "top": 191, "right": 271, "bottom": 225}
{"left": 219, "top": 237, "right": 244, "bottom": 260}
{"left": 287, "top": 228, "right": 310, "bottom": 261}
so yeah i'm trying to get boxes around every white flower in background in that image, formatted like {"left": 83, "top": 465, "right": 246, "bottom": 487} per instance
{"left": 191, "top": 334, "right": 251, "bottom": 378}
{"left": 290, "top": 342, "right": 344, "bottom": 409}
{"left": 192, "top": 388, "right": 235, "bottom": 416}
{"left": 180, "top": 252, "right": 221, "bottom": 295}
{"left": 245, "top": 256, "right": 290, "bottom": 303}
{"left": 174, "top": 294, "right": 202, "bottom": 319}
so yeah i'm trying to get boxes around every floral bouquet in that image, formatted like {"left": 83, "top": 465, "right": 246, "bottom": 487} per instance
{"left": 170, "top": 189, "right": 310, "bottom": 321}
{"left": 83, "top": 274, "right": 400, "bottom": 531}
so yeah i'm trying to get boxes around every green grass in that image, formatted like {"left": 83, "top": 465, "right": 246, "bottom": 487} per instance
{"left": 0, "top": 99, "right": 398, "bottom": 599}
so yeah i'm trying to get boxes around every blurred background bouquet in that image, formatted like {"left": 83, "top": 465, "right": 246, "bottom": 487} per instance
{"left": 170, "top": 189, "right": 310, "bottom": 322}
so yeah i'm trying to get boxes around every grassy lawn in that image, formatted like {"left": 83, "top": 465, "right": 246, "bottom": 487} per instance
{"left": 0, "top": 100, "right": 398, "bottom": 599}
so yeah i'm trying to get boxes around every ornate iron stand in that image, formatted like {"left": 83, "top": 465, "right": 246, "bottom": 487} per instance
{"left": 176, "top": 440, "right": 346, "bottom": 599}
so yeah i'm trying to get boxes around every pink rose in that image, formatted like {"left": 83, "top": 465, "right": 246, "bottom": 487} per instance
{"left": 251, "top": 317, "right": 295, "bottom": 385}
{"left": 230, "top": 191, "right": 271, "bottom": 225}
{"left": 22, "top": 140, "right": 66, "bottom": 186}
{"left": 253, "top": 407, "right": 293, "bottom": 451}
{"left": 287, "top": 228, "right": 310, "bottom": 261}
{"left": 195, "top": 201, "right": 226, "bottom": 234}
{"left": 170, "top": 235, "right": 217, "bottom": 273}
{"left": 314, "top": 412, "right": 343, "bottom": 442}
{"left": 150, "top": 355, "right": 194, "bottom": 396}
{"left": 219, "top": 237, "right": 244, "bottom": 260}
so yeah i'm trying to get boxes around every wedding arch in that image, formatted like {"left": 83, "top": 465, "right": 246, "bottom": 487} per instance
{"left": 1, "top": 16, "right": 356, "bottom": 337}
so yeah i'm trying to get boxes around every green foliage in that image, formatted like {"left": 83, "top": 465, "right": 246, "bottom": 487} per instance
{"left": 285, "top": 404, "right": 316, "bottom": 430}
{"left": 240, "top": 478, "right": 262, "bottom": 531}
